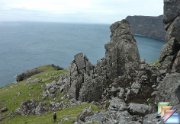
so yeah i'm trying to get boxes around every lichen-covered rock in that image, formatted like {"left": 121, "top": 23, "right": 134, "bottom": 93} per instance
{"left": 16, "top": 100, "right": 47, "bottom": 115}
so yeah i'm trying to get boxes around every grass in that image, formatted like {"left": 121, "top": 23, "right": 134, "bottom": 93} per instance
{"left": 0, "top": 65, "right": 100, "bottom": 124}
{"left": 2, "top": 103, "right": 99, "bottom": 124}
{"left": 0, "top": 65, "right": 67, "bottom": 112}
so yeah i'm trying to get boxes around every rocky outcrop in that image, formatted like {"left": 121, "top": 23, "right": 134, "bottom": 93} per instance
{"left": 160, "top": 0, "right": 180, "bottom": 73}
{"left": 16, "top": 100, "right": 47, "bottom": 115}
{"left": 126, "top": 15, "right": 165, "bottom": 41}
{"left": 156, "top": 0, "right": 180, "bottom": 108}
{"left": 78, "top": 106, "right": 94, "bottom": 122}
{"left": 67, "top": 20, "right": 140, "bottom": 102}
{"left": 156, "top": 73, "right": 180, "bottom": 105}
{"left": 65, "top": 20, "right": 161, "bottom": 124}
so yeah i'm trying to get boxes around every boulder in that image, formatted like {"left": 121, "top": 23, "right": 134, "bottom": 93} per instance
{"left": 143, "top": 113, "right": 163, "bottom": 124}
{"left": 128, "top": 103, "right": 152, "bottom": 115}
{"left": 78, "top": 106, "right": 94, "bottom": 122}
{"left": 16, "top": 100, "right": 47, "bottom": 115}
{"left": 108, "top": 97, "right": 127, "bottom": 111}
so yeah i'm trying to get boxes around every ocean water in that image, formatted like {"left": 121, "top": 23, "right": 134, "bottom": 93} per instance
{"left": 0, "top": 22, "right": 164, "bottom": 87}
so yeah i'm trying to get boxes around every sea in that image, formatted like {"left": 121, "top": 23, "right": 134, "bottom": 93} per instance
{"left": 0, "top": 22, "right": 164, "bottom": 87}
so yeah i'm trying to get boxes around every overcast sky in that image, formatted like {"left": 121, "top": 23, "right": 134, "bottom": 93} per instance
{"left": 0, "top": 0, "right": 163, "bottom": 24}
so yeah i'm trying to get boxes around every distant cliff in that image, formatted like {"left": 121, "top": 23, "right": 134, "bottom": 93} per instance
{"left": 126, "top": 15, "right": 165, "bottom": 41}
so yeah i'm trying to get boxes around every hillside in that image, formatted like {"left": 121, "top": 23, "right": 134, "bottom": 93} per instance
{"left": 0, "top": 65, "right": 99, "bottom": 124}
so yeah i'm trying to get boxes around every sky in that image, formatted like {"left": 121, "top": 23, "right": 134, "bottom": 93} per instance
{"left": 0, "top": 0, "right": 163, "bottom": 24}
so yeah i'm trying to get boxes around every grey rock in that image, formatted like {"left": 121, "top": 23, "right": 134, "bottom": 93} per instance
{"left": 74, "top": 53, "right": 86, "bottom": 70}
{"left": 103, "top": 111, "right": 141, "bottom": 124}
{"left": 16, "top": 100, "right": 47, "bottom": 115}
{"left": 0, "top": 107, "right": 8, "bottom": 113}
{"left": 160, "top": 0, "right": 180, "bottom": 72}
{"left": 164, "top": 0, "right": 180, "bottom": 24}
{"left": 118, "top": 87, "right": 125, "bottom": 99}
{"left": 172, "top": 50, "right": 180, "bottom": 72}
{"left": 49, "top": 102, "right": 63, "bottom": 111}
{"left": 85, "top": 112, "right": 106, "bottom": 123}
{"left": 128, "top": 103, "right": 152, "bottom": 115}
{"left": 143, "top": 113, "right": 163, "bottom": 124}
{"left": 156, "top": 73, "right": 180, "bottom": 105}
{"left": 108, "top": 97, "right": 127, "bottom": 111}
{"left": 166, "top": 16, "right": 180, "bottom": 42}
{"left": 67, "top": 19, "right": 140, "bottom": 102}
{"left": 105, "top": 20, "right": 140, "bottom": 78}
{"left": 78, "top": 106, "right": 94, "bottom": 122}
{"left": 79, "top": 75, "right": 103, "bottom": 102}
{"left": 35, "top": 102, "right": 47, "bottom": 115}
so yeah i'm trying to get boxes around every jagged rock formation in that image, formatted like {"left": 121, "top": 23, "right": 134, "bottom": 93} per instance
{"left": 66, "top": 1, "right": 180, "bottom": 123}
{"left": 65, "top": 20, "right": 162, "bottom": 124}
{"left": 157, "top": 0, "right": 180, "bottom": 107}
{"left": 160, "top": 0, "right": 180, "bottom": 73}
{"left": 67, "top": 20, "right": 140, "bottom": 102}
{"left": 126, "top": 15, "right": 165, "bottom": 41}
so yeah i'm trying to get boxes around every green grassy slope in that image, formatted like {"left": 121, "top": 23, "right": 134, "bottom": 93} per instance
{"left": 0, "top": 65, "right": 99, "bottom": 124}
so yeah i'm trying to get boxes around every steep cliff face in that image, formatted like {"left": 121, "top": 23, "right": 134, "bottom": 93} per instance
{"left": 156, "top": 0, "right": 180, "bottom": 106}
{"left": 160, "top": 0, "right": 180, "bottom": 73}
{"left": 126, "top": 15, "right": 165, "bottom": 41}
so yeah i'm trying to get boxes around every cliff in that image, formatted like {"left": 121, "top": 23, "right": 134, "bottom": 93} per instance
{"left": 126, "top": 15, "right": 166, "bottom": 41}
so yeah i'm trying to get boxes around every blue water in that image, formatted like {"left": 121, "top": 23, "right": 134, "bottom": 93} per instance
{"left": 0, "top": 22, "right": 164, "bottom": 87}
